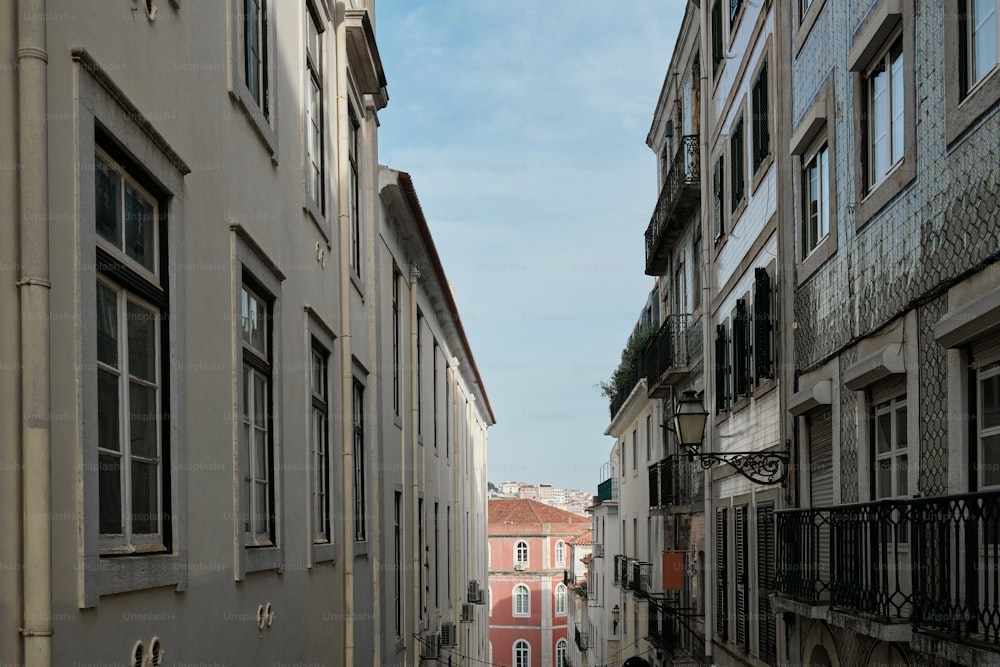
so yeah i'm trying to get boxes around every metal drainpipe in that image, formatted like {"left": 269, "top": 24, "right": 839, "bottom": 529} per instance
{"left": 449, "top": 361, "right": 460, "bottom": 616}
{"left": 334, "top": 3, "right": 354, "bottom": 664}
{"left": 17, "top": 1, "right": 52, "bottom": 665}
{"left": 408, "top": 263, "right": 420, "bottom": 662}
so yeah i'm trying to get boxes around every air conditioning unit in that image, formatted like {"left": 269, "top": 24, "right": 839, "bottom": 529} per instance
{"left": 467, "top": 580, "right": 481, "bottom": 603}
{"left": 593, "top": 544, "right": 604, "bottom": 558}
{"left": 474, "top": 588, "right": 485, "bottom": 605}
{"left": 421, "top": 632, "right": 440, "bottom": 659}
{"left": 514, "top": 562, "right": 527, "bottom": 571}
{"left": 461, "top": 603, "right": 475, "bottom": 622}
{"left": 441, "top": 622, "right": 457, "bottom": 647}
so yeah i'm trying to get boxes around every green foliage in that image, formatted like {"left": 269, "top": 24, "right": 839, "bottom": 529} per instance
{"left": 597, "top": 323, "right": 657, "bottom": 402}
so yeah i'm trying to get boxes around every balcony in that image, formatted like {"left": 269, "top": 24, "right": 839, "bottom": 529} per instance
{"left": 575, "top": 624, "right": 589, "bottom": 651}
{"left": 649, "top": 455, "right": 704, "bottom": 511}
{"left": 614, "top": 554, "right": 628, "bottom": 587}
{"left": 645, "top": 134, "right": 701, "bottom": 276}
{"left": 597, "top": 477, "right": 618, "bottom": 503}
{"left": 609, "top": 353, "right": 646, "bottom": 420}
{"left": 776, "top": 490, "right": 1000, "bottom": 648}
{"left": 627, "top": 560, "right": 652, "bottom": 596}
{"left": 647, "top": 602, "right": 705, "bottom": 661}
{"left": 645, "top": 315, "right": 702, "bottom": 398}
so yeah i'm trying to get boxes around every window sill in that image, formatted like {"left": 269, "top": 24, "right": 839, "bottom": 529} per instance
{"left": 751, "top": 154, "right": 772, "bottom": 195}
{"left": 753, "top": 377, "right": 777, "bottom": 400}
{"left": 304, "top": 200, "right": 331, "bottom": 246}
{"left": 353, "top": 540, "right": 369, "bottom": 558}
{"left": 946, "top": 65, "right": 1000, "bottom": 147}
{"left": 730, "top": 198, "right": 747, "bottom": 229}
{"left": 350, "top": 270, "right": 364, "bottom": 300}
{"left": 731, "top": 395, "right": 752, "bottom": 414}
{"left": 793, "top": 0, "right": 828, "bottom": 57}
{"left": 228, "top": 87, "right": 277, "bottom": 163}
{"left": 94, "top": 552, "right": 187, "bottom": 599}
{"left": 798, "top": 235, "right": 836, "bottom": 284}
{"left": 244, "top": 544, "right": 282, "bottom": 575}
{"left": 312, "top": 542, "right": 337, "bottom": 566}
{"left": 855, "top": 158, "right": 914, "bottom": 232}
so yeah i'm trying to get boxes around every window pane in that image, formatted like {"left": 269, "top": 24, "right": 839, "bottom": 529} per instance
{"left": 819, "top": 146, "right": 830, "bottom": 239}
{"left": 973, "top": 0, "right": 997, "bottom": 84}
{"left": 127, "top": 301, "right": 157, "bottom": 382}
{"left": 982, "top": 372, "right": 1000, "bottom": 429}
{"left": 895, "top": 404, "right": 907, "bottom": 448}
{"left": 896, "top": 454, "right": 908, "bottom": 496}
{"left": 255, "top": 426, "right": 268, "bottom": 474}
{"left": 877, "top": 459, "right": 891, "bottom": 498}
{"left": 96, "top": 282, "right": 118, "bottom": 367}
{"left": 124, "top": 182, "right": 155, "bottom": 272}
{"left": 870, "top": 63, "right": 888, "bottom": 181}
{"left": 131, "top": 459, "right": 158, "bottom": 534}
{"left": 890, "top": 45, "right": 904, "bottom": 165}
{"left": 877, "top": 410, "right": 892, "bottom": 453}
{"left": 99, "top": 454, "right": 122, "bottom": 534}
{"left": 129, "top": 381, "right": 158, "bottom": 459}
{"left": 255, "top": 480, "right": 269, "bottom": 534}
{"left": 242, "top": 287, "right": 267, "bottom": 353}
{"left": 98, "top": 369, "right": 120, "bottom": 452}
{"left": 254, "top": 373, "right": 267, "bottom": 428}
{"left": 982, "top": 434, "right": 1000, "bottom": 487}
{"left": 95, "top": 155, "right": 121, "bottom": 246}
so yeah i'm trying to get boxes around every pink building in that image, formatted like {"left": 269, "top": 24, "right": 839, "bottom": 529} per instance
{"left": 488, "top": 499, "right": 590, "bottom": 667}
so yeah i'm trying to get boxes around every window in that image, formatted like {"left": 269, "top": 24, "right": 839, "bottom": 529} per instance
{"left": 674, "top": 260, "right": 687, "bottom": 316}
{"left": 241, "top": 282, "right": 274, "bottom": 546}
{"left": 713, "top": 154, "right": 725, "bottom": 241}
{"left": 394, "top": 492, "right": 402, "bottom": 637}
{"left": 514, "top": 639, "right": 530, "bottom": 667}
{"left": 711, "top": 0, "right": 724, "bottom": 77}
{"left": 488, "top": 586, "right": 493, "bottom": 615}
{"left": 513, "top": 585, "right": 530, "bottom": 616}
{"left": 434, "top": 502, "right": 439, "bottom": 607}
{"left": 734, "top": 505, "right": 749, "bottom": 650}
{"left": 95, "top": 149, "right": 166, "bottom": 553}
{"left": 243, "top": 0, "right": 268, "bottom": 115}
{"left": 447, "top": 505, "right": 452, "bottom": 598}
{"left": 873, "top": 395, "right": 908, "bottom": 500}
{"left": 799, "top": 0, "right": 814, "bottom": 23}
{"left": 353, "top": 380, "right": 366, "bottom": 541}
{"left": 392, "top": 265, "right": 401, "bottom": 416}
{"left": 310, "top": 341, "right": 330, "bottom": 543}
{"left": 733, "top": 299, "right": 750, "bottom": 398}
{"left": 693, "top": 231, "right": 703, "bottom": 309}
{"left": 751, "top": 59, "right": 770, "bottom": 174}
{"left": 730, "top": 0, "right": 742, "bottom": 25}
{"left": 802, "top": 144, "right": 830, "bottom": 257}
{"left": 967, "top": 0, "right": 999, "bottom": 89}
{"left": 632, "top": 429, "right": 638, "bottom": 471}
{"left": 433, "top": 343, "right": 440, "bottom": 448}
{"left": 515, "top": 541, "right": 528, "bottom": 567}
{"left": 348, "top": 107, "right": 361, "bottom": 277}
{"left": 646, "top": 414, "right": 653, "bottom": 461}
{"left": 979, "top": 362, "right": 1000, "bottom": 488}
{"left": 621, "top": 440, "right": 626, "bottom": 476}
{"left": 757, "top": 503, "right": 777, "bottom": 664}
{"left": 716, "top": 508, "right": 729, "bottom": 640}
{"left": 555, "top": 583, "right": 567, "bottom": 615}
{"left": 305, "top": 5, "right": 325, "bottom": 214}
{"left": 865, "top": 37, "right": 904, "bottom": 188}
{"left": 715, "top": 323, "right": 730, "bottom": 413}
{"left": 730, "top": 117, "right": 745, "bottom": 214}
{"left": 753, "top": 269, "right": 774, "bottom": 382}
{"left": 556, "top": 541, "right": 566, "bottom": 566}
{"left": 417, "top": 312, "right": 423, "bottom": 435}
{"left": 556, "top": 639, "right": 568, "bottom": 667}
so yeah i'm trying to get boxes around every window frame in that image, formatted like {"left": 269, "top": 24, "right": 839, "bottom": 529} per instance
{"left": 232, "top": 226, "right": 285, "bottom": 578}
{"left": 353, "top": 378, "right": 367, "bottom": 542}
{"left": 348, "top": 106, "right": 362, "bottom": 280}
{"left": 555, "top": 540, "right": 566, "bottom": 566}
{"left": 228, "top": 0, "right": 278, "bottom": 154}
{"left": 555, "top": 582, "right": 567, "bottom": 615}
{"left": 513, "top": 585, "right": 530, "bottom": 617}
{"left": 849, "top": 2, "right": 916, "bottom": 229}
{"left": 712, "top": 152, "right": 726, "bottom": 244}
{"left": 241, "top": 280, "right": 275, "bottom": 548}
{"left": 514, "top": 540, "right": 529, "bottom": 567}
{"left": 729, "top": 113, "right": 746, "bottom": 219}
{"left": 306, "top": 310, "right": 337, "bottom": 566}
{"left": 750, "top": 55, "right": 772, "bottom": 181}
{"left": 711, "top": 0, "right": 725, "bottom": 81}
{"left": 556, "top": 638, "right": 568, "bottom": 667}
{"left": 946, "top": 0, "right": 1000, "bottom": 144}
{"left": 303, "top": 1, "right": 329, "bottom": 232}
{"left": 76, "top": 49, "right": 189, "bottom": 606}
{"left": 309, "top": 341, "right": 330, "bottom": 545}
{"left": 872, "top": 394, "right": 909, "bottom": 500}
{"left": 978, "top": 361, "right": 1000, "bottom": 489}
{"left": 801, "top": 143, "right": 831, "bottom": 258}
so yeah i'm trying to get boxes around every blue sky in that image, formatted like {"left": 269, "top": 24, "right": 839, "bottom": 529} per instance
{"left": 376, "top": 2, "right": 684, "bottom": 492}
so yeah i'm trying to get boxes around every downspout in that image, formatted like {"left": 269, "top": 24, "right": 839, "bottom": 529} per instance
{"left": 408, "top": 264, "right": 420, "bottom": 660}
{"left": 449, "top": 360, "right": 461, "bottom": 616}
{"left": 334, "top": 4, "right": 354, "bottom": 665}
{"left": 17, "top": 1, "right": 52, "bottom": 665}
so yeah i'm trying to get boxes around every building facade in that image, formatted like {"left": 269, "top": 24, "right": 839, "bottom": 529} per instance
{"left": 774, "top": 1, "right": 1000, "bottom": 666}
{"left": 0, "top": 2, "right": 493, "bottom": 666}
{"left": 488, "top": 499, "right": 590, "bottom": 667}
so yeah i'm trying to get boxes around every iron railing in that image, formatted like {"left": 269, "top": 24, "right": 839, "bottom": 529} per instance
{"left": 776, "top": 490, "right": 1000, "bottom": 647}
{"left": 645, "top": 134, "right": 701, "bottom": 275}
{"left": 614, "top": 554, "right": 626, "bottom": 586}
{"left": 574, "top": 624, "right": 589, "bottom": 651}
{"left": 647, "top": 601, "right": 706, "bottom": 663}
{"left": 649, "top": 455, "right": 704, "bottom": 510}
{"left": 628, "top": 560, "right": 652, "bottom": 595}
{"left": 645, "top": 315, "right": 702, "bottom": 395}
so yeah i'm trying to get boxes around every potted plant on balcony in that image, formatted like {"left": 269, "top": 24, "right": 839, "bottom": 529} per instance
{"left": 598, "top": 323, "right": 657, "bottom": 410}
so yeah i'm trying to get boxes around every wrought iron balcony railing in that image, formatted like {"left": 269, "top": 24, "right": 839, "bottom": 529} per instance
{"left": 574, "top": 625, "right": 589, "bottom": 651}
{"left": 628, "top": 560, "right": 652, "bottom": 596}
{"left": 597, "top": 477, "right": 618, "bottom": 503}
{"left": 645, "top": 315, "right": 702, "bottom": 397}
{"left": 649, "top": 454, "right": 704, "bottom": 511}
{"left": 776, "top": 490, "right": 1000, "bottom": 647}
{"left": 645, "top": 134, "right": 701, "bottom": 276}
{"left": 613, "top": 555, "right": 629, "bottom": 587}
{"left": 647, "top": 601, "right": 705, "bottom": 662}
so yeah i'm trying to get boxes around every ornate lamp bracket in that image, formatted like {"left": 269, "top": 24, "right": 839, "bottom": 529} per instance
{"left": 684, "top": 447, "right": 789, "bottom": 485}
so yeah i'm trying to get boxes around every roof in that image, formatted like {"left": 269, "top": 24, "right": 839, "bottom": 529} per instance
{"left": 488, "top": 499, "right": 590, "bottom": 536}
{"left": 569, "top": 530, "right": 593, "bottom": 545}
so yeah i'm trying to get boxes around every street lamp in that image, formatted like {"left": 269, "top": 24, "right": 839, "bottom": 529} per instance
{"left": 672, "top": 389, "right": 789, "bottom": 485}
{"left": 611, "top": 604, "right": 620, "bottom": 634}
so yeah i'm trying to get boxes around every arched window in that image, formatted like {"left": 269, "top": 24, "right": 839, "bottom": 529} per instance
{"left": 555, "top": 583, "right": 567, "bottom": 615}
{"left": 555, "top": 540, "right": 566, "bottom": 565}
{"left": 555, "top": 639, "right": 568, "bottom": 667}
{"left": 515, "top": 540, "right": 529, "bottom": 567}
{"left": 513, "top": 584, "right": 530, "bottom": 616}
{"left": 513, "top": 639, "right": 530, "bottom": 667}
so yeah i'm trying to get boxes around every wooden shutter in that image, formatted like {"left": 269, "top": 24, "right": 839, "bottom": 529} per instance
{"left": 757, "top": 503, "right": 777, "bottom": 664}
{"left": 754, "top": 268, "right": 773, "bottom": 380}
{"left": 716, "top": 508, "right": 729, "bottom": 640}
{"left": 715, "top": 325, "right": 728, "bottom": 413}
{"left": 753, "top": 60, "right": 769, "bottom": 170}
{"left": 734, "top": 300, "right": 749, "bottom": 397}
{"left": 711, "top": 0, "right": 724, "bottom": 76}
{"left": 734, "top": 505, "right": 749, "bottom": 650}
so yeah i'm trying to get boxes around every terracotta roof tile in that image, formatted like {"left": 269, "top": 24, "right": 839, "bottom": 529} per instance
{"left": 488, "top": 499, "right": 590, "bottom": 536}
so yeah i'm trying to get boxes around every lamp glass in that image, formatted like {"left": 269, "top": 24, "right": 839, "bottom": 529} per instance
{"left": 673, "top": 390, "right": 708, "bottom": 448}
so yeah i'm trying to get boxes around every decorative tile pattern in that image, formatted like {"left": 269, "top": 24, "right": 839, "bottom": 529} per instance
{"left": 839, "top": 347, "right": 859, "bottom": 504}
{"left": 918, "top": 296, "right": 949, "bottom": 497}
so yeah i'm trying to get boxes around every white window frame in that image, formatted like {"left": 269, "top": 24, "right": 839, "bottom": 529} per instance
{"left": 348, "top": 106, "right": 361, "bottom": 278}
{"left": 515, "top": 540, "right": 529, "bottom": 567}
{"left": 227, "top": 0, "right": 277, "bottom": 153}
{"left": 978, "top": 362, "right": 1000, "bottom": 489}
{"left": 304, "top": 2, "right": 327, "bottom": 225}
{"left": 310, "top": 341, "right": 330, "bottom": 542}
{"left": 865, "top": 35, "right": 904, "bottom": 189}
{"left": 969, "top": 0, "right": 1000, "bottom": 90}
{"left": 556, "top": 639, "right": 568, "bottom": 667}
{"left": 555, "top": 583, "right": 567, "bottom": 615}
{"left": 873, "top": 395, "right": 908, "bottom": 500}
{"left": 513, "top": 584, "right": 530, "bottom": 617}
{"left": 802, "top": 143, "right": 830, "bottom": 258}
{"left": 513, "top": 639, "right": 530, "bottom": 667}
{"left": 555, "top": 540, "right": 566, "bottom": 566}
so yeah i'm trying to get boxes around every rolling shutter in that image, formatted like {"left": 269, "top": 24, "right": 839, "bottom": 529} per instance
{"left": 734, "top": 505, "right": 749, "bottom": 651}
{"left": 757, "top": 503, "right": 777, "bottom": 664}
{"left": 716, "top": 508, "right": 729, "bottom": 640}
